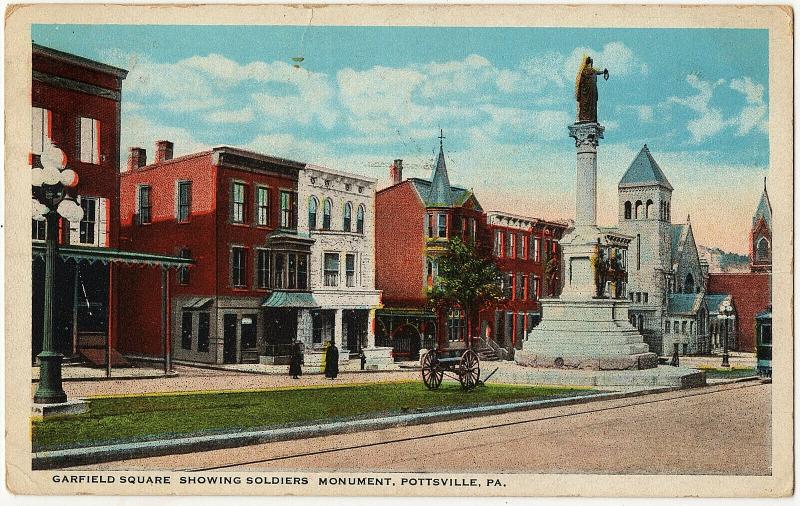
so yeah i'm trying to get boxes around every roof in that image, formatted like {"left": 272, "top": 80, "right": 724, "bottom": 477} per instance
{"left": 755, "top": 307, "right": 772, "bottom": 320}
{"left": 32, "top": 244, "right": 194, "bottom": 268}
{"left": 408, "top": 178, "right": 476, "bottom": 209}
{"left": 428, "top": 142, "right": 453, "bottom": 206}
{"left": 33, "top": 43, "right": 129, "bottom": 78}
{"left": 619, "top": 145, "right": 673, "bottom": 190}
{"left": 705, "top": 294, "right": 733, "bottom": 314}
{"left": 261, "top": 291, "right": 319, "bottom": 309}
{"left": 670, "top": 224, "right": 688, "bottom": 265}
{"left": 754, "top": 181, "right": 772, "bottom": 229}
{"left": 667, "top": 292, "right": 706, "bottom": 316}
{"left": 304, "top": 163, "right": 377, "bottom": 184}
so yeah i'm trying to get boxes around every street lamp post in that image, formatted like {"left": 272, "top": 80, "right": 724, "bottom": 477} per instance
{"left": 718, "top": 300, "right": 734, "bottom": 368}
{"left": 32, "top": 142, "right": 82, "bottom": 405}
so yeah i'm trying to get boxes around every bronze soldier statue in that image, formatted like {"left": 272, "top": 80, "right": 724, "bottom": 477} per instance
{"left": 576, "top": 55, "right": 609, "bottom": 123}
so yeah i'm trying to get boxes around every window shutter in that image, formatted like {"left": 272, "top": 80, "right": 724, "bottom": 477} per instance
{"left": 93, "top": 119, "right": 101, "bottom": 164}
{"left": 98, "top": 198, "right": 109, "bottom": 247}
{"left": 68, "top": 195, "right": 80, "bottom": 245}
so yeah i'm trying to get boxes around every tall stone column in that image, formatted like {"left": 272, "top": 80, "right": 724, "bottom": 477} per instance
{"left": 334, "top": 308, "right": 344, "bottom": 351}
{"left": 568, "top": 122, "right": 604, "bottom": 228}
{"left": 366, "top": 308, "right": 377, "bottom": 349}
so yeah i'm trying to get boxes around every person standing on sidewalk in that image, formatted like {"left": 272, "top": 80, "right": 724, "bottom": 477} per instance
{"left": 324, "top": 341, "right": 339, "bottom": 380}
{"left": 289, "top": 340, "right": 303, "bottom": 379}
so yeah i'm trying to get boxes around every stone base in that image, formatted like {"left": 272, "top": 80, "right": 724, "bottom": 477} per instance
{"left": 363, "top": 346, "right": 396, "bottom": 370}
{"left": 31, "top": 399, "right": 90, "bottom": 418}
{"left": 518, "top": 297, "right": 656, "bottom": 370}
{"left": 494, "top": 364, "right": 706, "bottom": 388}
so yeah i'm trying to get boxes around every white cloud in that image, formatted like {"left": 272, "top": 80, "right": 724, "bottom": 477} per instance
{"left": 120, "top": 114, "right": 209, "bottom": 166}
{"left": 729, "top": 77, "right": 768, "bottom": 136}
{"left": 206, "top": 107, "right": 255, "bottom": 124}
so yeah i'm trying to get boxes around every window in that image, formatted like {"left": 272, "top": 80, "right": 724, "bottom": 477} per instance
{"left": 427, "top": 214, "right": 435, "bottom": 238}
{"left": 308, "top": 197, "right": 318, "bottom": 230}
{"left": 356, "top": 205, "right": 365, "bottom": 234}
{"left": 231, "top": 247, "right": 246, "bottom": 287}
{"left": 256, "top": 187, "right": 270, "bottom": 226}
{"left": 515, "top": 234, "right": 523, "bottom": 259}
{"left": 635, "top": 200, "right": 642, "bottom": 219}
{"left": 231, "top": 182, "right": 246, "bottom": 223}
{"left": 346, "top": 253, "right": 356, "bottom": 287}
{"left": 257, "top": 249, "right": 270, "bottom": 289}
{"left": 533, "top": 236, "right": 541, "bottom": 262}
{"left": 665, "top": 321, "right": 671, "bottom": 333}
{"left": 681, "top": 321, "right": 687, "bottom": 334}
{"left": 322, "top": 198, "right": 332, "bottom": 230}
{"left": 761, "top": 324, "right": 772, "bottom": 345}
{"left": 197, "top": 312, "right": 210, "bottom": 352}
{"left": 274, "top": 253, "right": 285, "bottom": 288}
{"left": 502, "top": 272, "right": 513, "bottom": 299}
{"left": 343, "top": 202, "right": 352, "bottom": 232}
{"left": 448, "top": 309, "right": 466, "bottom": 342}
{"left": 177, "top": 181, "right": 191, "bottom": 222}
{"left": 624, "top": 201, "right": 632, "bottom": 220}
{"left": 297, "top": 255, "right": 308, "bottom": 289}
{"left": 78, "top": 116, "right": 101, "bottom": 164}
{"left": 31, "top": 107, "right": 51, "bottom": 154}
{"left": 532, "top": 276, "right": 540, "bottom": 300}
{"left": 178, "top": 248, "right": 191, "bottom": 285}
{"left": 324, "top": 253, "right": 340, "bottom": 287}
{"left": 515, "top": 272, "right": 524, "bottom": 300}
{"left": 636, "top": 234, "right": 641, "bottom": 270}
{"left": 643, "top": 292, "right": 649, "bottom": 304}
{"left": 79, "top": 197, "right": 97, "bottom": 244}
{"left": 438, "top": 214, "right": 447, "bottom": 238}
{"left": 138, "top": 186, "right": 151, "bottom": 225}
{"left": 288, "top": 254, "right": 297, "bottom": 289}
{"left": 494, "top": 230, "right": 502, "bottom": 257}
{"left": 636, "top": 292, "right": 641, "bottom": 303}
{"left": 32, "top": 219, "right": 46, "bottom": 241}
{"left": 181, "top": 312, "right": 192, "bottom": 351}
{"left": 756, "top": 237, "right": 770, "bottom": 261}
{"left": 280, "top": 191, "right": 297, "bottom": 229}
{"left": 629, "top": 292, "right": 634, "bottom": 302}
{"left": 645, "top": 199, "right": 653, "bottom": 219}
{"left": 505, "top": 232, "right": 513, "bottom": 258}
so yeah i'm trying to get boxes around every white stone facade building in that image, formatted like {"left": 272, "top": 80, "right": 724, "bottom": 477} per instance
{"left": 297, "top": 164, "right": 387, "bottom": 367}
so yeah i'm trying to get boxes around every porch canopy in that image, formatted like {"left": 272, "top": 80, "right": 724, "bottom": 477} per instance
{"left": 32, "top": 244, "right": 194, "bottom": 377}
{"left": 261, "top": 291, "right": 319, "bottom": 309}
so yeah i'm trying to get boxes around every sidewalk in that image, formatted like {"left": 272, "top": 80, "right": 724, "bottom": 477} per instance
{"left": 678, "top": 352, "right": 756, "bottom": 369}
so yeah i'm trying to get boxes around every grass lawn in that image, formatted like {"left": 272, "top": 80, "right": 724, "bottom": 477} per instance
{"left": 699, "top": 366, "right": 757, "bottom": 379}
{"left": 32, "top": 381, "right": 594, "bottom": 451}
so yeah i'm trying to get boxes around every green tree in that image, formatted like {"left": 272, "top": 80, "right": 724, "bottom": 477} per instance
{"left": 427, "top": 236, "right": 505, "bottom": 346}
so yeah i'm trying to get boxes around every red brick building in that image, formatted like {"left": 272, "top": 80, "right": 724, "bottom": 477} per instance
{"left": 117, "top": 144, "right": 313, "bottom": 364}
{"left": 707, "top": 181, "right": 772, "bottom": 352}
{"left": 481, "top": 211, "right": 567, "bottom": 350}
{"left": 375, "top": 140, "right": 487, "bottom": 358}
{"left": 31, "top": 44, "right": 128, "bottom": 360}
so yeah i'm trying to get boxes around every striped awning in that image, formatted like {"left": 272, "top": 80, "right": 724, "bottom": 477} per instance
{"left": 261, "top": 291, "right": 319, "bottom": 309}
{"left": 32, "top": 244, "right": 194, "bottom": 268}
{"left": 182, "top": 297, "right": 213, "bottom": 310}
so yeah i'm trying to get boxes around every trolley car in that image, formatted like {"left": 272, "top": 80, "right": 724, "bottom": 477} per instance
{"left": 755, "top": 308, "right": 772, "bottom": 378}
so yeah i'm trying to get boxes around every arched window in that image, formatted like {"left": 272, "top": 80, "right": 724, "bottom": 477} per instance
{"left": 756, "top": 237, "right": 770, "bottom": 261}
{"left": 645, "top": 199, "right": 653, "bottom": 219}
{"left": 684, "top": 273, "right": 694, "bottom": 294}
{"left": 637, "top": 314, "right": 644, "bottom": 331}
{"left": 322, "top": 198, "right": 332, "bottom": 230}
{"left": 624, "top": 201, "right": 632, "bottom": 220}
{"left": 635, "top": 200, "right": 643, "bottom": 219}
{"left": 308, "top": 196, "right": 318, "bottom": 230}
{"left": 356, "top": 204, "right": 365, "bottom": 234}
{"left": 343, "top": 202, "right": 352, "bottom": 232}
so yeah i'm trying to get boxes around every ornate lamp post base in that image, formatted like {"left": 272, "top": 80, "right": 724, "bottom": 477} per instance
{"left": 33, "top": 351, "right": 67, "bottom": 404}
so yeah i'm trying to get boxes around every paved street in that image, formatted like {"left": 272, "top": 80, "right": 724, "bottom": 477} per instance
{"left": 74, "top": 381, "right": 771, "bottom": 475}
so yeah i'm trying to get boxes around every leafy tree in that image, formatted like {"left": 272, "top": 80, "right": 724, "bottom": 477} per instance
{"left": 426, "top": 236, "right": 505, "bottom": 346}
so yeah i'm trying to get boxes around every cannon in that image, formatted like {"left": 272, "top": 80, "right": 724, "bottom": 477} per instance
{"left": 420, "top": 348, "right": 481, "bottom": 390}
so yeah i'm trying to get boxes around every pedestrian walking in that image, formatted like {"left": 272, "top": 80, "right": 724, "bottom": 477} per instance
{"left": 324, "top": 341, "right": 339, "bottom": 379}
{"left": 359, "top": 349, "right": 367, "bottom": 371}
{"left": 289, "top": 340, "right": 303, "bottom": 379}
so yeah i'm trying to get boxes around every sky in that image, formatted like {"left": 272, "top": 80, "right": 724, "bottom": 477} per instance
{"left": 32, "top": 25, "right": 770, "bottom": 254}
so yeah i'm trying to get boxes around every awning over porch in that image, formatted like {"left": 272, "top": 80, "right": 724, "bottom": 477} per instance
{"left": 182, "top": 297, "right": 213, "bottom": 310}
{"left": 32, "top": 244, "right": 195, "bottom": 268}
{"left": 261, "top": 291, "right": 319, "bottom": 309}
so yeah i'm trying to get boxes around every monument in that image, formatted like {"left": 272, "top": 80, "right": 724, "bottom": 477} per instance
{"left": 515, "top": 56, "right": 658, "bottom": 371}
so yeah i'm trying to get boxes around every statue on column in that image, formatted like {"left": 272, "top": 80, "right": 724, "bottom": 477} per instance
{"left": 575, "top": 55, "right": 609, "bottom": 123}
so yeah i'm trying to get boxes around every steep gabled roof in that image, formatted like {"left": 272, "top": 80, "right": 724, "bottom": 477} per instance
{"left": 667, "top": 292, "right": 706, "bottom": 316}
{"left": 753, "top": 179, "right": 772, "bottom": 229}
{"left": 705, "top": 294, "right": 733, "bottom": 315}
{"left": 428, "top": 142, "right": 453, "bottom": 207}
{"left": 670, "top": 224, "right": 688, "bottom": 265}
{"left": 408, "top": 178, "right": 476, "bottom": 209}
{"left": 619, "top": 145, "right": 673, "bottom": 190}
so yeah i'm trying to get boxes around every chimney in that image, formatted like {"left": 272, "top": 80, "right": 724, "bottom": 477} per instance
{"left": 155, "top": 140, "right": 174, "bottom": 163}
{"left": 127, "top": 147, "right": 146, "bottom": 171}
{"left": 389, "top": 159, "right": 403, "bottom": 186}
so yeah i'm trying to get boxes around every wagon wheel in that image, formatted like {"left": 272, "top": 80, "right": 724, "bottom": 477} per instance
{"left": 458, "top": 349, "right": 481, "bottom": 390}
{"left": 421, "top": 350, "right": 443, "bottom": 390}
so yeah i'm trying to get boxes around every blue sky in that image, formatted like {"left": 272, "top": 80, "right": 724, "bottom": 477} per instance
{"left": 33, "top": 25, "right": 770, "bottom": 253}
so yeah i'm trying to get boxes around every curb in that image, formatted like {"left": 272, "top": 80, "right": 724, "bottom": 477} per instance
{"left": 32, "top": 371, "right": 179, "bottom": 384}
{"left": 128, "top": 356, "right": 406, "bottom": 376}
{"left": 32, "top": 384, "right": 684, "bottom": 470}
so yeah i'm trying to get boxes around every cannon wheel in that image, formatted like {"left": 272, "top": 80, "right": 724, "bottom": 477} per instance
{"left": 458, "top": 349, "right": 481, "bottom": 390}
{"left": 421, "top": 350, "right": 443, "bottom": 390}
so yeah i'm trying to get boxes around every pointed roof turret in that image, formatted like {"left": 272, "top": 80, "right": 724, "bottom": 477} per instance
{"left": 619, "top": 144, "right": 673, "bottom": 191}
{"left": 753, "top": 176, "right": 772, "bottom": 228}
{"left": 428, "top": 129, "right": 453, "bottom": 207}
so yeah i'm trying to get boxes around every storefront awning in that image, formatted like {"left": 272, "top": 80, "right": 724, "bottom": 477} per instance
{"left": 32, "top": 244, "right": 194, "bottom": 269}
{"left": 182, "top": 297, "right": 213, "bottom": 310}
{"left": 261, "top": 291, "right": 319, "bottom": 309}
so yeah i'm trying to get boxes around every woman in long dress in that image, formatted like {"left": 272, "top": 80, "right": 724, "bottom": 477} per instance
{"left": 324, "top": 342, "right": 339, "bottom": 379}
{"left": 289, "top": 341, "right": 303, "bottom": 379}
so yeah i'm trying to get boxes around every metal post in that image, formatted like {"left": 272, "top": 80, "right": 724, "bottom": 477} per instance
{"left": 161, "top": 267, "right": 168, "bottom": 375}
{"left": 722, "top": 315, "right": 730, "bottom": 368}
{"left": 34, "top": 213, "right": 67, "bottom": 404}
{"left": 106, "top": 263, "right": 113, "bottom": 378}
{"left": 72, "top": 264, "right": 79, "bottom": 356}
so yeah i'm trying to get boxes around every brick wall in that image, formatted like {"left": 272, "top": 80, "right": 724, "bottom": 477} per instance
{"left": 708, "top": 272, "right": 771, "bottom": 352}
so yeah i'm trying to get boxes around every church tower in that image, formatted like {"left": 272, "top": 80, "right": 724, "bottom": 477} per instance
{"left": 750, "top": 178, "right": 772, "bottom": 273}
{"left": 616, "top": 145, "right": 674, "bottom": 351}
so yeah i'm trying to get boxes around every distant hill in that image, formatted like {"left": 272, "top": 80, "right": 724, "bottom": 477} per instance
{"left": 699, "top": 245, "right": 750, "bottom": 273}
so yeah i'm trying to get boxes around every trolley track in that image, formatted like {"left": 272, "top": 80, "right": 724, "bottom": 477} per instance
{"left": 185, "top": 381, "right": 766, "bottom": 472}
